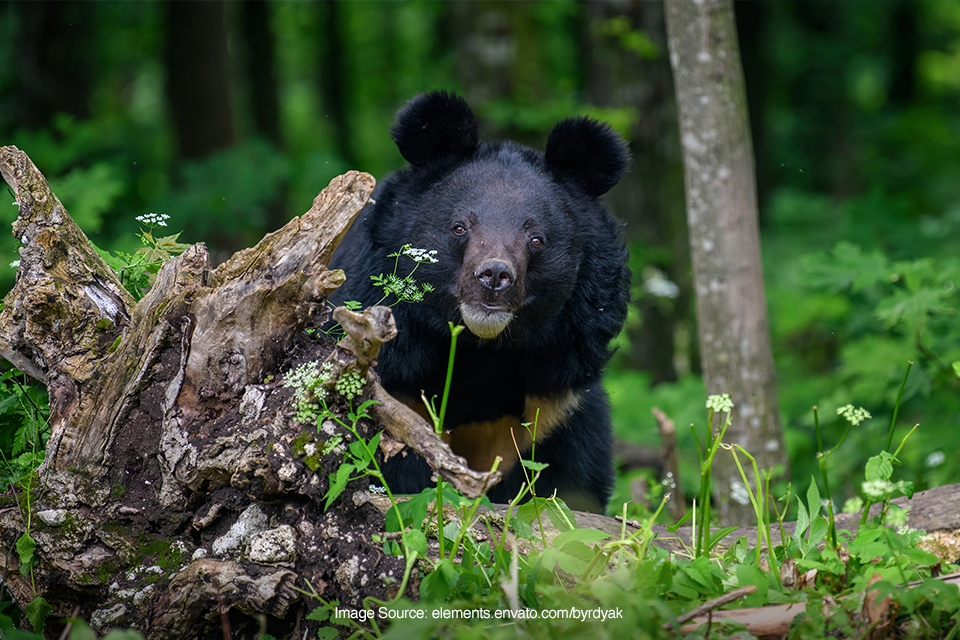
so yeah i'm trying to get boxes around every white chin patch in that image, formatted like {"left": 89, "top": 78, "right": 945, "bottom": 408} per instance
{"left": 459, "top": 303, "right": 514, "bottom": 339}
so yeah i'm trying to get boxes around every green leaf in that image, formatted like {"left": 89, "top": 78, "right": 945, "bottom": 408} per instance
{"left": 102, "top": 631, "right": 146, "bottom": 640}
{"left": 865, "top": 453, "right": 895, "bottom": 482}
{"left": 515, "top": 500, "right": 545, "bottom": 525}
{"left": 0, "top": 392, "right": 20, "bottom": 415}
{"left": 544, "top": 498, "right": 577, "bottom": 532}
{"left": 420, "top": 558, "right": 459, "bottom": 602}
{"left": 348, "top": 438, "right": 372, "bottom": 466}
{"left": 794, "top": 500, "right": 810, "bottom": 547}
{"left": 307, "top": 605, "right": 332, "bottom": 622}
{"left": 905, "top": 547, "right": 941, "bottom": 567}
{"left": 324, "top": 463, "right": 355, "bottom": 509}
{"left": 876, "top": 287, "right": 952, "bottom": 329}
{"left": 520, "top": 459, "right": 549, "bottom": 472}
{"left": 24, "top": 596, "right": 52, "bottom": 635}
{"left": 552, "top": 528, "right": 611, "bottom": 549}
{"left": 67, "top": 620, "right": 98, "bottom": 640}
{"left": 801, "top": 242, "right": 889, "bottom": 292}
{"left": 16, "top": 532, "right": 36, "bottom": 574}
{"left": 553, "top": 540, "right": 594, "bottom": 575}
{"left": 735, "top": 564, "right": 769, "bottom": 605}
{"left": 707, "top": 526, "right": 739, "bottom": 551}
{"left": 806, "top": 478, "right": 822, "bottom": 523}
{"left": 808, "top": 517, "right": 829, "bottom": 547}
{"left": 509, "top": 517, "right": 534, "bottom": 540}
{"left": 316, "top": 628, "right": 339, "bottom": 640}
{"left": 402, "top": 530, "right": 428, "bottom": 556}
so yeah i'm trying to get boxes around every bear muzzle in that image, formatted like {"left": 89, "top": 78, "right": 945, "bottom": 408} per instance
{"left": 459, "top": 302, "right": 514, "bottom": 339}
{"left": 458, "top": 250, "right": 526, "bottom": 339}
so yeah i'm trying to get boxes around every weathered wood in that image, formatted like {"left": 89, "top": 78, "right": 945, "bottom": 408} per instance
{"left": 0, "top": 146, "right": 407, "bottom": 638}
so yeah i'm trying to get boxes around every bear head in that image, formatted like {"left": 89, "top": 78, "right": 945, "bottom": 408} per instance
{"left": 367, "top": 91, "right": 630, "bottom": 345}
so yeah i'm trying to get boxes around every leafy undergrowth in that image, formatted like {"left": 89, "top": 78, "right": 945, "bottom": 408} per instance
{"left": 302, "top": 385, "right": 960, "bottom": 640}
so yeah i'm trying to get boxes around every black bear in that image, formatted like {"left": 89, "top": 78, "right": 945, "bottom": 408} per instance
{"left": 329, "top": 92, "right": 629, "bottom": 513}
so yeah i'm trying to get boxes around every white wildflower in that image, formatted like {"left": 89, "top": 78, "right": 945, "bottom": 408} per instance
{"left": 837, "top": 404, "right": 871, "bottom": 426}
{"left": 136, "top": 212, "right": 170, "bottom": 228}
{"left": 706, "top": 393, "right": 734, "bottom": 414}
{"left": 402, "top": 246, "right": 439, "bottom": 264}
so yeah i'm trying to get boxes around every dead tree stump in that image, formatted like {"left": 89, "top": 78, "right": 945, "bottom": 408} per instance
{"left": 0, "top": 145, "right": 404, "bottom": 639}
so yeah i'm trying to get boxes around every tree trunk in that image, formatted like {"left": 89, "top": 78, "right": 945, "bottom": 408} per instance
{"left": 164, "top": 1, "right": 235, "bottom": 160}
{"left": 665, "top": 0, "right": 787, "bottom": 525}
{"left": 240, "top": 0, "right": 281, "bottom": 146}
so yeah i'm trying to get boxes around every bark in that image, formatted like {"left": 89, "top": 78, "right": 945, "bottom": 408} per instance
{"left": 665, "top": 0, "right": 787, "bottom": 525}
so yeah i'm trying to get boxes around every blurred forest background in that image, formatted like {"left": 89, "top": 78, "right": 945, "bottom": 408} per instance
{"left": 0, "top": 0, "right": 958, "bottom": 517}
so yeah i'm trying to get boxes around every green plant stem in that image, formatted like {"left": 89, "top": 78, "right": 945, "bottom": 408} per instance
{"left": 695, "top": 407, "right": 733, "bottom": 557}
{"left": 436, "top": 478, "right": 445, "bottom": 560}
{"left": 813, "top": 407, "right": 839, "bottom": 548}
{"left": 450, "top": 458, "right": 500, "bottom": 554}
{"left": 435, "top": 323, "right": 465, "bottom": 560}
{"left": 438, "top": 324, "right": 465, "bottom": 436}
{"left": 861, "top": 363, "right": 914, "bottom": 527}
{"left": 885, "top": 361, "right": 913, "bottom": 452}
{"left": 730, "top": 445, "right": 781, "bottom": 584}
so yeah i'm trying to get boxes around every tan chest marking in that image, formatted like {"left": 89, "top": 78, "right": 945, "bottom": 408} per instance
{"left": 394, "top": 390, "right": 582, "bottom": 476}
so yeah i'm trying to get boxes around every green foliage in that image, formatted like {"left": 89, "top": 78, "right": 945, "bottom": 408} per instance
{"left": 66, "top": 620, "right": 145, "bottom": 640}
{"left": 0, "top": 369, "right": 49, "bottom": 490}
{"left": 94, "top": 213, "right": 191, "bottom": 300}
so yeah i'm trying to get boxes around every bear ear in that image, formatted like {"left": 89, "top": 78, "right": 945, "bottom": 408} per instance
{"left": 391, "top": 91, "right": 480, "bottom": 167}
{"left": 544, "top": 117, "right": 630, "bottom": 197}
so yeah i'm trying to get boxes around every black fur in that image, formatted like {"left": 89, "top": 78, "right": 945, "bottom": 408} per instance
{"left": 330, "top": 92, "right": 630, "bottom": 511}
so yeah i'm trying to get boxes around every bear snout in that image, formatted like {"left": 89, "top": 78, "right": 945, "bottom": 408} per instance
{"left": 475, "top": 260, "right": 515, "bottom": 291}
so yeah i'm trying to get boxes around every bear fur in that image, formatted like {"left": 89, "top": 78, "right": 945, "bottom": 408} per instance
{"left": 329, "top": 92, "right": 630, "bottom": 513}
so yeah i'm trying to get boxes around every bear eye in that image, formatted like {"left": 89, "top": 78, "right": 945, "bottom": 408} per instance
{"left": 530, "top": 236, "right": 544, "bottom": 247}
{"left": 453, "top": 223, "right": 467, "bottom": 236}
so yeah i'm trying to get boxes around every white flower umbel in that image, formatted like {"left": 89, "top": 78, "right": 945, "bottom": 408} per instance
{"left": 136, "top": 212, "right": 170, "bottom": 228}
{"left": 837, "top": 404, "right": 871, "bottom": 426}
{"left": 401, "top": 246, "right": 439, "bottom": 264}
{"left": 706, "top": 393, "right": 734, "bottom": 414}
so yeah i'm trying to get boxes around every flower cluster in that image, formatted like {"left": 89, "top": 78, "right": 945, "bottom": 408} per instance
{"left": 284, "top": 361, "right": 334, "bottom": 424}
{"left": 402, "top": 245, "right": 439, "bottom": 264}
{"left": 136, "top": 212, "right": 170, "bottom": 228}
{"left": 706, "top": 393, "right": 734, "bottom": 414}
{"left": 837, "top": 404, "right": 871, "bottom": 426}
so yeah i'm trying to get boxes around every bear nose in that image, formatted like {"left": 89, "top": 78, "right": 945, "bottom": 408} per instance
{"left": 476, "top": 261, "right": 514, "bottom": 291}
